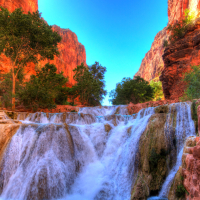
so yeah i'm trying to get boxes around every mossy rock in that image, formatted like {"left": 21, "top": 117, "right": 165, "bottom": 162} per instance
{"left": 168, "top": 167, "right": 186, "bottom": 200}
{"left": 155, "top": 105, "right": 169, "bottom": 114}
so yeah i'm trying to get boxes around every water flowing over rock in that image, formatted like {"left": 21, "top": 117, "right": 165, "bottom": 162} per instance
{"left": 0, "top": 102, "right": 197, "bottom": 200}
{"left": 132, "top": 102, "right": 195, "bottom": 200}
{"left": 0, "top": 105, "right": 155, "bottom": 200}
{"left": 0, "top": 0, "right": 86, "bottom": 87}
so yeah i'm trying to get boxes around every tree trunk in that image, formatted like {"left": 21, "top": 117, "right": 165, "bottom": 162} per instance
{"left": 11, "top": 65, "right": 15, "bottom": 111}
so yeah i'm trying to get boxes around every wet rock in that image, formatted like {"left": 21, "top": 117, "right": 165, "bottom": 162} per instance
{"left": 131, "top": 113, "right": 171, "bottom": 199}
{"left": 104, "top": 124, "right": 112, "bottom": 132}
{"left": 155, "top": 105, "right": 169, "bottom": 113}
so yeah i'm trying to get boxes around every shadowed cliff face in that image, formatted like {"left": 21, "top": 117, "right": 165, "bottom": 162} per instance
{"left": 160, "top": 20, "right": 200, "bottom": 100}
{"left": 0, "top": 0, "right": 86, "bottom": 86}
{"left": 135, "top": 0, "right": 200, "bottom": 83}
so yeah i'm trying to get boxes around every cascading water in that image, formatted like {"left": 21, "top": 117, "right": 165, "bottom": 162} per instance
{"left": 148, "top": 102, "right": 196, "bottom": 200}
{"left": 0, "top": 105, "right": 154, "bottom": 200}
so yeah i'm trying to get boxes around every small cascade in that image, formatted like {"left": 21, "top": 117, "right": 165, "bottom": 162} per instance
{"left": 158, "top": 102, "right": 195, "bottom": 198}
{"left": 0, "top": 105, "right": 154, "bottom": 200}
{"left": 0, "top": 102, "right": 195, "bottom": 200}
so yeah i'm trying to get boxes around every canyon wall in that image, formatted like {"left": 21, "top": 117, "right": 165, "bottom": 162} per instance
{"left": 135, "top": 0, "right": 200, "bottom": 84}
{"left": 160, "top": 20, "right": 200, "bottom": 100}
{"left": 0, "top": 0, "right": 86, "bottom": 86}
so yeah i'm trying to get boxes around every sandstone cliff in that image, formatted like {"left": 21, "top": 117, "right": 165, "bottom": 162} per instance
{"left": 0, "top": 0, "right": 86, "bottom": 86}
{"left": 0, "top": 0, "right": 38, "bottom": 13}
{"left": 135, "top": 0, "right": 200, "bottom": 83}
{"left": 160, "top": 20, "right": 200, "bottom": 99}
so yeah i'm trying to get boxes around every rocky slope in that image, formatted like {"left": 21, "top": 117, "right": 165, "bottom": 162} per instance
{"left": 160, "top": 20, "right": 200, "bottom": 99}
{"left": 135, "top": 0, "right": 200, "bottom": 83}
{"left": 0, "top": 0, "right": 86, "bottom": 86}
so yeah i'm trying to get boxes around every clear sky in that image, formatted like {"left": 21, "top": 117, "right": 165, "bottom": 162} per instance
{"left": 38, "top": 0, "right": 168, "bottom": 105}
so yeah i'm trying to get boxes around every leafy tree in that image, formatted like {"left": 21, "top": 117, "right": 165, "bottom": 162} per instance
{"left": 19, "top": 63, "right": 68, "bottom": 111}
{"left": 182, "top": 65, "right": 200, "bottom": 100}
{"left": 109, "top": 76, "right": 154, "bottom": 105}
{"left": 72, "top": 62, "right": 107, "bottom": 106}
{"left": 150, "top": 80, "right": 164, "bottom": 101}
{"left": 0, "top": 70, "right": 24, "bottom": 108}
{"left": 0, "top": 7, "right": 61, "bottom": 110}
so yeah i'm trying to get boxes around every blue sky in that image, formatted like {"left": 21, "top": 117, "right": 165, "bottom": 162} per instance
{"left": 38, "top": 0, "right": 168, "bottom": 105}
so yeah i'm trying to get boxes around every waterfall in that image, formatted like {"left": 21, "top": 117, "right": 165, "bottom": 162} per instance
{"left": 148, "top": 102, "right": 195, "bottom": 200}
{"left": 0, "top": 106, "right": 154, "bottom": 200}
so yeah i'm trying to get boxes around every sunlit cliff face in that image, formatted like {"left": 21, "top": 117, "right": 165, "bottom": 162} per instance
{"left": 0, "top": 0, "right": 38, "bottom": 13}
{"left": 189, "top": 0, "right": 200, "bottom": 17}
{"left": 168, "top": 0, "right": 200, "bottom": 24}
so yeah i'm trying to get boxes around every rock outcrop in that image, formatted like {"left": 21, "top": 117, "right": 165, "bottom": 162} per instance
{"left": 160, "top": 20, "right": 200, "bottom": 99}
{"left": 0, "top": 0, "right": 86, "bottom": 86}
{"left": 0, "top": 0, "right": 38, "bottom": 13}
{"left": 134, "top": 28, "right": 167, "bottom": 81}
{"left": 182, "top": 137, "right": 200, "bottom": 200}
{"left": 131, "top": 105, "right": 177, "bottom": 199}
{"left": 135, "top": 0, "right": 200, "bottom": 83}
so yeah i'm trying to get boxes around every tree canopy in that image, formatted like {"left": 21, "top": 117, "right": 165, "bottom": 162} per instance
{"left": 72, "top": 62, "right": 107, "bottom": 106}
{"left": 150, "top": 80, "right": 164, "bottom": 101}
{"left": 0, "top": 7, "right": 61, "bottom": 110}
{"left": 109, "top": 76, "right": 154, "bottom": 105}
{"left": 19, "top": 63, "right": 68, "bottom": 111}
{"left": 182, "top": 65, "right": 200, "bottom": 100}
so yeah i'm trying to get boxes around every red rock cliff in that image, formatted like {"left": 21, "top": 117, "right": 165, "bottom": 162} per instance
{"left": 160, "top": 20, "right": 200, "bottom": 100}
{"left": 135, "top": 0, "right": 200, "bottom": 83}
{"left": 0, "top": 0, "right": 38, "bottom": 13}
{"left": 0, "top": 0, "right": 86, "bottom": 86}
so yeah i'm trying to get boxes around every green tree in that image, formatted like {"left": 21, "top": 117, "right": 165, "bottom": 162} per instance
{"left": 109, "top": 76, "right": 154, "bottom": 105}
{"left": 72, "top": 62, "right": 107, "bottom": 106}
{"left": 0, "top": 69, "right": 24, "bottom": 108}
{"left": 150, "top": 80, "right": 164, "bottom": 101}
{"left": 19, "top": 63, "right": 68, "bottom": 111}
{"left": 0, "top": 7, "right": 61, "bottom": 110}
{"left": 182, "top": 65, "right": 200, "bottom": 100}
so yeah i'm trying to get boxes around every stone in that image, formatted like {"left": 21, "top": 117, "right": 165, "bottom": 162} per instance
{"left": 135, "top": 0, "right": 200, "bottom": 99}
{"left": 0, "top": 0, "right": 86, "bottom": 88}
{"left": 193, "top": 145, "right": 200, "bottom": 159}
{"left": 161, "top": 19, "right": 200, "bottom": 99}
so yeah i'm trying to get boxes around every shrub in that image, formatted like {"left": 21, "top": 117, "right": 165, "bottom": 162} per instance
{"left": 166, "top": 9, "right": 195, "bottom": 45}
{"left": 19, "top": 63, "right": 69, "bottom": 111}
{"left": 175, "top": 184, "right": 187, "bottom": 198}
{"left": 163, "top": 39, "right": 168, "bottom": 48}
{"left": 182, "top": 65, "right": 200, "bottom": 100}
{"left": 150, "top": 80, "right": 164, "bottom": 101}
{"left": 109, "top": 76, "right": 154, "bottom": 105}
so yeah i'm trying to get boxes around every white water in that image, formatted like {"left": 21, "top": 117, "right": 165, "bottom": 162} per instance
{"left": 0, "top": 106, "right": 154, "bottom": 200}
{"left": 158, "top": 102, "right": 195, "bottom": 198}
{"left": 0, "top": 103, "right": 195, "bottom": 200}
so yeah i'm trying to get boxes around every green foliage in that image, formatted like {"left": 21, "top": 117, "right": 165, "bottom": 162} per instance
{"left": 19, "top": 63, "right": 68, "bottom": 111}
{"left": 150, "top": 80, "right": 164, "bottom": 101}
{"left": 0, "top": 7, "right": 61, "bottom": 64}
{"left": 0, "top": 72, "right": 23, "bottom": 108}
{"left": 167, "top": 9, "right": 195, "bottom": 44}
{"left": 182, "top": 65, "right": 200, "bottom": 100}
{"left": 149, "top": 148, "right": 168, "bottom": 172}
{"left": 72, "top": 62, "right": 107, "bottom": 106}
{"left": 0, "top": 7, "right": 61, "bottom": 109}
{"left": 163, "top": 39, "right": 168, "bottom": 47}
{"left": 175, "top": 184, "right": 187, "bottom": 198}
{"left": 109, "top": 76, "right": 154, "bottom": 105}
